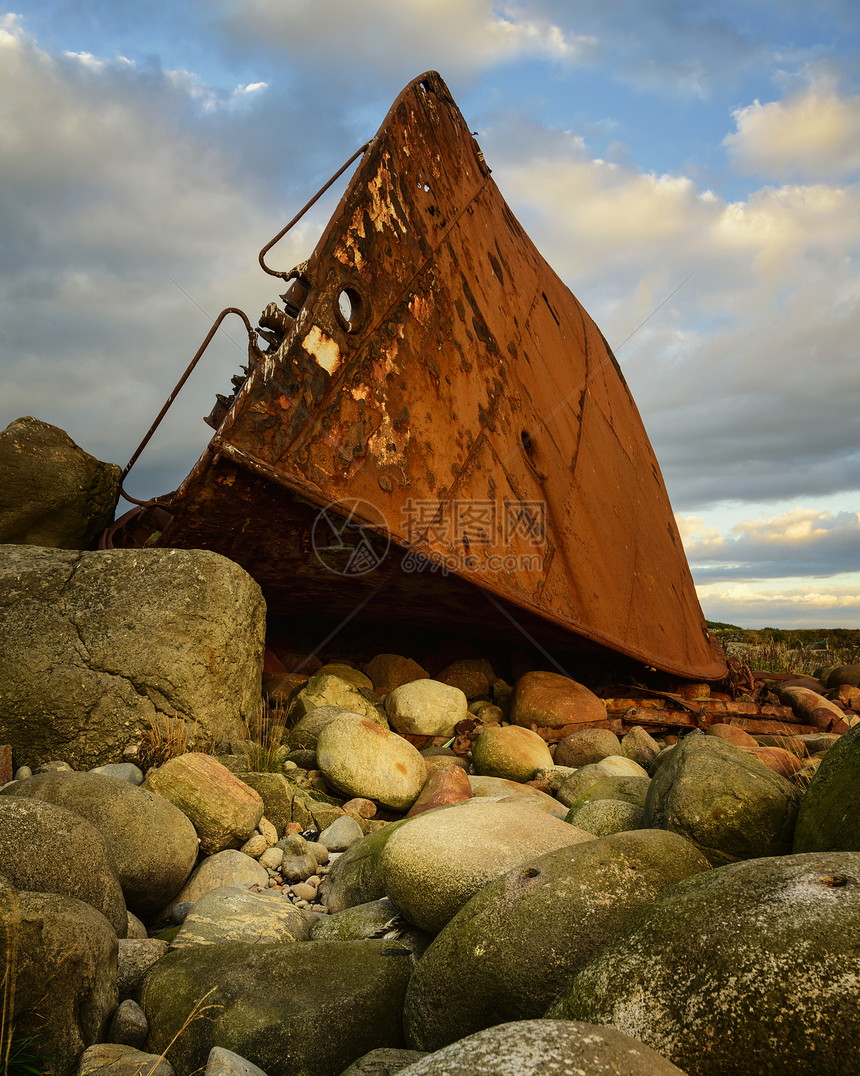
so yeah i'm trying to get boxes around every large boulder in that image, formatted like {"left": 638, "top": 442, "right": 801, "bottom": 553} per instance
{"left": 144, "top": 753, "right": 264, "bottom": 854}
{"left": 2, "top": 770, "right": 199, "bottom": 916}
{"left": 0, "top": 416, "right": 119, "bottom": 549}
{"left": 403, "top": 829, "right": 709, "bottom": 1050}
{"left": 0, "top": 797, "right": 127, "bottom": 934}
{"left": 397, "top": 1021, "right": 687, "bottom": 1076}
{"left": 549, "top": 851, "right": 860, "bottom": 1075}
{"left": 510, "top": 671, "right": 606, "bottom": 729}
{"left": 0, "top": 546, "right": 265, "bottom": 769}
{"left": 793, "top": 722, "right": 860, "bottom": 851}
{"left": 10, "top": 884, "right": 118, "bottom": 1076}
{"left": 643, "top": 734, "right": 800, "bottom": 865}
{"left": 379, "top": 798, "right": 593, "bottom": 933}
{"left": 140, "top": 940, "right": 414, "bottom": 1076}
{"left": 316, "top": 714, "right": 426, "bottom": 811}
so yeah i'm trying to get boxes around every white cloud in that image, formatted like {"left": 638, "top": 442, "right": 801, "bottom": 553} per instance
{"left": 725, "top": 85, "right": 860, "bottom": 181}
{"left": 0, "top": 19, "right": 299, "bottom": 495}
{"left": 218, "top": 0, "right": 598, "bottom": 82}
{"left": 696, "top": 577, "right": 860, "bottom": 628}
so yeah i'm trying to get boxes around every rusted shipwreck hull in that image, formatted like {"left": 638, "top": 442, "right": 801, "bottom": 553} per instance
{"left": 109, "top": 71, "right": 726, "bottom": 682}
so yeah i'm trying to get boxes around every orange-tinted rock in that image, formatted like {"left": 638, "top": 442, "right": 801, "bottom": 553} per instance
{"left": 707, "top": 724, "right": 758, "bottom": 748}
{"left": 423, "top": 753, "right": 469, "bottom": 779}
{"left": 364, "top": 653, "right": 430, "bottom": 695}
{"left": 406, "top": 765, "right": 473, "bottom": 817}
{"left": 742, "top": 746, "right": 803, "bottom": 778}
{"left": 511, "top": 671, "right": 606, "bottom": 730}
{"left": 437, "top": 658, "right": 496, "bottom": 700}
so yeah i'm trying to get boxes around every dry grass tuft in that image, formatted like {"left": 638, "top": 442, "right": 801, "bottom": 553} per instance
{"left": 138, "top": 712, "right": 200, "bottom": 773}
{"left": 239, "top": 699, "right": 289, "bottom": 773}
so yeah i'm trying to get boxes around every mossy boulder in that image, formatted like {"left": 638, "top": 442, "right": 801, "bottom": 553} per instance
{"left": 140, "top": 940, "right": 414, "bottom": 1076}
{"left": 548, "top": 851, "right": 860, "bottom": 1075}
{"left": 793, "top": 722, "right": 860, "bottom": 852}
{"left": 318, "top": 819, "right": 407, "bottom": 913}
{"left": 643, "top": 734, "right": 800, "bottom": 865}
{"left": 403, "top": 829, "right": 710, "bottom": 1051}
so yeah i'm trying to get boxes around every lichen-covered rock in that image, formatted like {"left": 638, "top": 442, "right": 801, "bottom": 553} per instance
{"left": 549, "top": 851, "right": 860, "bottom": 1075}
{"left": 144, "top": 753, "right": 263, "bottom": 855}
{"left": 169, "top": 885, "right": 311, "bottom": 949}
{"left": 77, "top": 1044, "right": 174, "bottom": 1076}
{"left": 0, "top": 797, "right": 127, "bottom": 934}
{"left": 12, "top": 886, "right": 119, "bottom": 1076}
{"left": 236, "top": 771, "right": 345, "bottom": 835}
{"left": 510, "top": 671, "right": 606, "bottom": 729}
{"left": 2, "top": 770, "right": 198, "bottom": 916}
{"left": 288, "top": 704, "right": 378, "bottom": 751}
{"left": 316, "top": 714, "right": 425, "bottom": 811}
{"left": 288, "top": 672, "right": 385, "bottom": 725}
{"left": 643, "top": 735, "right": 800, "bottom": 866}
{"left": 403, "top": 829, "right": 709, "bottom": 1050}
{"left": 0, "top": 416, "right": 120, "bottom": 549}
{"left": 565, "top": 798, "right": 644, "bottom": 836}
{"left": 793, "top": 722, "right": 860, "bottom": 852}
{"left": 397, "top": 1021, "right": 688, "bottom": 1076}
{"left": 140, "top": 940, "right": 414, "bottom": 1076}
{"left": 0, "top": 546, "right": 265, "bottom": 769}
{"left": 380, "top": 798, "right": 593, "bottom": 934}
{"left": 160, "top": 850, "right": 269, "bottom": 920}
{"left": 556, "top": 757, "right": 650, "bottom": 808}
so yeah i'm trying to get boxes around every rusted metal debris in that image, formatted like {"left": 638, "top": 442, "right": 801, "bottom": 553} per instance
{"left": 105, "top": 71, "right": 727, "bottom": 682}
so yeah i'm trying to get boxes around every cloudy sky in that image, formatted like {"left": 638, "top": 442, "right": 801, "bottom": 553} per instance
{"left": 1, "top": 1, "right": 858, "bottom": 628}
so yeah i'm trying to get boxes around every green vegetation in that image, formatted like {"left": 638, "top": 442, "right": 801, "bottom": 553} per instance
{"left": 706, "top": 624, "right": 860, "bottom": 675}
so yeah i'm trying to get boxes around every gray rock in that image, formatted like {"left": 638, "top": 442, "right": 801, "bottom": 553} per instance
{"left": 143, "top": 753, "right": 264, "bottom": 855}
{"left": 339, "top": 1049, "right": 427, "bottom": 1076}
{"left": 90, "top": 762, "right": 144, "bottom": 785}
{"left": 385, "top": 679, "right": 468, "bottom": 737}
{"left": 13, "top": 887, "right": 118, "bottom": 1076}
{"left": 106, "top": 999, "right": 149, "bottom": 1049}
{"left": 279, "top": 833, "right": 318, "bottom": 882}
{"left": 319, "top": 814, "right": 365, "bottom": 851}
{"left": 319, "top": 821, "right": 407, "bottom": 913}
{"left": 238, "top": 770, "right": 345, "bottom": 835}
{"left": 0, "top": 416, "right": 119, "bottom": 549}
{"left": 0, "top": 546, "right": 265, "bottom": 769}
{"left": 206, "top": 1047, "right": 269, "bottom": 1076}
{"left": 397, "top": 1020, "right": 687, "bottom": 1075}
{"left": 170, "top": 885, "right": 311, "bottom": 949}
{"left": 550, "top": 851, "right": 860, "bottom": 1075}
{"left": 310, "top": 897, "right": 429, "bottom": 960}
{"left": 317, "top": 714, "right": 426, "bottom": 811}
{"left": 793, "top": 722, "right": 860, "bottom": 851}
{"left": 643, "top": 735, "right": 800, "bottom": 865}
{"left": 140, "top": 940, "right": 415, "bottom": 1076}
{"left": 76, "top": 1044, "right": 174, "bottom": 1076}
{"left": 117, "top": 937, "right": 169, "bottom": 1000}
{"left": 0, "top": 797, "right": 127, "bottom": 934}
{"left": 3, "top": 770, "right": 199, "bottom": 916}
{"left": 380, "top": 798, "right": 594, "bottom": 934}
{"left": 403, "top": 829, "right": 710, "bottom": 1051}
{"left": 158, "top": 849, "right": 269, "bottom": 920}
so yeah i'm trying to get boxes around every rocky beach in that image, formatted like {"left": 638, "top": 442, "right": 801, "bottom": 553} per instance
{"left": 1, "top": 417, "right": 859, "bottom": 1076}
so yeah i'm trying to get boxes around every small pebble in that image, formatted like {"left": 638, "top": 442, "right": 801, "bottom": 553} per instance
{"left": 291, "top": 882, "right": 317, "bottom": 902}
